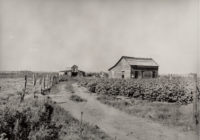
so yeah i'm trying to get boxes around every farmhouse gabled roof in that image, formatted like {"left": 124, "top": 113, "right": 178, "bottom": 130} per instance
{"left": 108, "top": 56, "right": 159, "bottom": 71}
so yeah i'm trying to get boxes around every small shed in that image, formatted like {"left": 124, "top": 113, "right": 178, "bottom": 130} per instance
{"left": 59, "top": 65, "right": 85, "bottom": 77}
{"left": 108, "top": 56, "right": 159, "bottom": 79}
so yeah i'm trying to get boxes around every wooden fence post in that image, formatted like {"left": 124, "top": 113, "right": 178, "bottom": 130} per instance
{"left": 20, "top": 75, "right": 27, "bottom": 102}
{"left": 80, "top": 111, "right": 83, "bottom": 137}
{"left": 43, "top": 76, "right": 46, "bottom": 90}
{"left": 193, "top": 74, "right": 199, "bottom": 140}
{"left": 24, "top": 75, "right": 27, "bottom": 90}
{"left": 46, "top": 74, "right": 49, "bottom": 89}
{"left": 40, "top": 77, "right": 43, "bottom": 94}
{"left": 33, "top": 74, "right": 37, "bottom": 98}
{"left": 49, "top": 75, "right": 52, "bottom": 88}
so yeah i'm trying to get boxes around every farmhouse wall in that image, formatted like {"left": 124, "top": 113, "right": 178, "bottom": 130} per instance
{"left": 109, "top": 58, "right": 131, "bottom": 78}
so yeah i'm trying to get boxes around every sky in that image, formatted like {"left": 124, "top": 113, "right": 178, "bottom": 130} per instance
{"left": 0, "top": 0, "right": 199, "bottom": 74}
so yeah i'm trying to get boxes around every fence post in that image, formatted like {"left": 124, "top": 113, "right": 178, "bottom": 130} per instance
{"left": 40, "top": 77, "right": 43, "bottom": 94}
{"left": 20, "top": 75, "right": 27, "bottom": 102}
{"left": 43, "top": 76, "right": 46, "bottom": 90}
{"left": 33, "top": 74, "right": 37, "bottom": 98}
{"left": 52, "top": 76, "right": 55, "bottom": 86}
{"left": 193, "top": 74, "right": 199, "bottom": 140}
{"left": 47, "top": 74, "right": 49, "bottom": 89}
{"left": 24, "top": 75, "right": 27, "bottom": 90}
{"left": 50, "top": 75, "right": 52, "bottom": 88}
{"left": 80, "top": 111, "right": 83, "bottom": 137}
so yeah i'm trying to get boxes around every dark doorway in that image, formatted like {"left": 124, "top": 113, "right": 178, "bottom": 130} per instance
{"left": 152, "top": 71, "right": 156, "bottom": 78}
{"left": 135, "top": 71, "right": 138, "bottom": 79}
{"left": 71, "top": 72, "right": 78, "bottom": 77}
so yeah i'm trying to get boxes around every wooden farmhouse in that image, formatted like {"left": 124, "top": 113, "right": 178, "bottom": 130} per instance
{"left": 59, "top": 65, "right": 85, "bottom": 77}
{"left": 108, "top": 56, "right": 159, "bottom": 79}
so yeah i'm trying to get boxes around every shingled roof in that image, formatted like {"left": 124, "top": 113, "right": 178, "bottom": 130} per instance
{"left": 108, "top": 56, "right": 159, "bottom": 71}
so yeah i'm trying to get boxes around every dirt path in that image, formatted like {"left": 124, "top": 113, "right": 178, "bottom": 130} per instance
{"left": 49, "top": 82, "right": 195, "bottom": 140}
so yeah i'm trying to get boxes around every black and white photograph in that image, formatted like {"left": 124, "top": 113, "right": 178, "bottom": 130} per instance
{"left": 0, "top": 0, "right": 199, "bottom": 140}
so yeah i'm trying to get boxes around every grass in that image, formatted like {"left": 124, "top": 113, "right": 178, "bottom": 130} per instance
{"left": 97, "top": 95, "right": 194, "bottom": 131}
{"left": 0, "top": 96, "right": 112, "bottom": 140}
{"left": 70, "top": 95, "right": 87, "bottom": 103}
{"left": 0, "top": 78, "right": 112, "bottom": 140}
{"left": 64, "top": 81, "right": 75, "bottom": 93}
{"left": 0, "top": 78, "right": 45, "bottom": 101}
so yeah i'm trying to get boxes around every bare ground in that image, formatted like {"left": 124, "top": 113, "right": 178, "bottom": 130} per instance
{"left": 49, "top": 82, "right": 196, "bottom": 140}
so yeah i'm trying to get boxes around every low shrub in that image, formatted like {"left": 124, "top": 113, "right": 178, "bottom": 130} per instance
{"left": 70, "top": 95, "right": 87, "bottom": 102}
{"left": 0, "top": 98, "right": 61, "bottom": 140}
{"left": 59, "top": 75, "right": 70, "bottom": 82}
{"left": 0, "top": 96, "right": 112, "bottom": 140}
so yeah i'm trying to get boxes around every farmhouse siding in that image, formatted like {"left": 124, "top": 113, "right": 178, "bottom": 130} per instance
{"left": 109, "top": 58, "right": 131, "bottom": 78}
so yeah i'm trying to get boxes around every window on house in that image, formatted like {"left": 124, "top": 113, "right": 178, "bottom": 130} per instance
{"left": 122, "top": 71, "right": 125, "bottom": 79}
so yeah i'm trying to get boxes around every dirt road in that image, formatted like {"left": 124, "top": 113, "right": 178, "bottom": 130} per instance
{"left": 49, "top": 82, "right": 195, "bottom": 140}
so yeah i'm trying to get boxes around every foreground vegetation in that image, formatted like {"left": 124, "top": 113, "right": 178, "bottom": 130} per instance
{"left": 0, "top": 97, "right": 61, "bottom": 140}
{"left": 0, "top": 96, "right": 111, "bottom": 140}
{"left": 0, "top": 77, "right": 112, "bottom": 140}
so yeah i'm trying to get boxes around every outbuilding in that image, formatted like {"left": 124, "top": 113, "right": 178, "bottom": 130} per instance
{"left": 59, "top": 65, "right": 85, "bottom": 77}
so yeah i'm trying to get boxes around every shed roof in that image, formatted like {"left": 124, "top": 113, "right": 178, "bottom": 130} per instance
{"left": 59, "top": 67, "right": 71, "bottom": 72}
{"left": 108, "top": 56, "right": 159, "bottom": 71}
{"left": 59, "top": 67, "right": 85, "bottom": 73}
